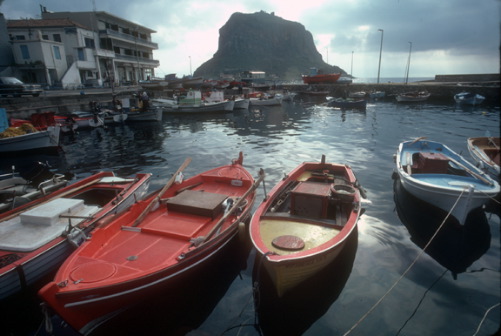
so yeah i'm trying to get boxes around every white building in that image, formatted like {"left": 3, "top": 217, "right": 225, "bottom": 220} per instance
{"left": 5, "top": 9, "right": 159, "bottom": 89}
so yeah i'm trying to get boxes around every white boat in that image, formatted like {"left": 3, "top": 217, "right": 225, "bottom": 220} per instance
{"left": 102, "top": 110, "right": 128, "bottom": 124}
{"left": 454, "top": 92, "right": 485, "bottom": 105}
{"left": 0, "top": 125, "right": 60, "bottom": 153}
{"left": 394, "top": 138, "right": 499, "bottom": 225}
{"left": 249, "top": 95, "right": 282, "bottom": 106}
{"left": 163, "top": 90, "right": 235, "bottom": 113}
{"left": 396, "top": 91, "right": 430, "bottom": 102}
{"left": 369, "top": 91, "right": 386, "bottom": 99}
{"left": 55, "top": 112, "right": 104, "bottom": 129}
{"left": 234, "top": 98, "right": 250, "bottom": 109}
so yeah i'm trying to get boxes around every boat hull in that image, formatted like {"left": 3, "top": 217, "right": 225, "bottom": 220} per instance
{"left": 163, "top": 100, "right": 234, "bottom": 113}
{"left": 395, "top": 139, "right": 499, "bottom": 224}
{"left": 0, "top": 126, "right": 60, "bottom": 153}
{"left": 302, "top": 73, "right": 341, "bottom": 84}
{"left": 250, "top": 158, "right": 363, "bottom": 296}
{"left": 126, "top": 108, "right": 162, "bottom": 121}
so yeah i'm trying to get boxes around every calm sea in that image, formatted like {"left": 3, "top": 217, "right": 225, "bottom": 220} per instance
{"left": 1, "top": 96, "right": 499, "bottom": 336}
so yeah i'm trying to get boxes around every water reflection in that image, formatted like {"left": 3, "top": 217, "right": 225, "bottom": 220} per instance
{"left": 252, "top": 229, "right": 358, "bottom": 336}
{"left": 393, "top": 177, "right": 491, "bottom": 278}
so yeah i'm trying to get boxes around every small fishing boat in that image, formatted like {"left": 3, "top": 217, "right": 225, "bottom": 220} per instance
{"left": 327, "top": 97, "right": 367, "bottom": 110}
{"left": 302, "top": 68, "right": 341, "bottom": 84}
{"left": 454, "top": 92, "right": 485, "bottom": 105}
{"left": 249, "top": 155, "right": 365, "bottom": 297}
{"left": 0, "top": 125, "right": 60, "bottom": 153}
{"left": 39, "top": 154, "right": 261, "bottom": 334}
{"left": 54, "top": 111, "right": 104, "bottom": 129}
{"left": 394, "top": 138, "right": 499, "bottom": 225}
{"left": 248, "top": 92, "right": 282, "bottom": 106}
{"left": 163, "top": 90, "right": 235, "bottom": 113}
{"left": 369, "top": 91, "right": 386, "bottom": 100}
{"left": 467, "top": 137, "right": 500, "bottom": 180}
{"left": 348, "top": 91, "right": 367, "bottom": 99}
{"left": 125, "top": 107, "right": 163, "bottom": 122}
{"left": 233, "top": 97, "right": 250, "bottom": 109}
{"left": 0, "top": 171, "right": 151, "bottom": 300}
{"left": 395, "top": 91, "right": 430, "bottom": 102}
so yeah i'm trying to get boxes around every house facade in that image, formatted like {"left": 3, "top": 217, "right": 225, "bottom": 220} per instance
{"left": 4, "top": 9, "right": 159, "bottom": 88}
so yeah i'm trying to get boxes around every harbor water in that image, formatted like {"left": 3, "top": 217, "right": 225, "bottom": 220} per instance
{"left": 1, "top": 97, "right": 500, "bottom": 336}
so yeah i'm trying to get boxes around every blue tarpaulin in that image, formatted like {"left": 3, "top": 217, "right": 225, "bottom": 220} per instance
{"left": 0, "top": 108, "right": 8, "bottom": 132}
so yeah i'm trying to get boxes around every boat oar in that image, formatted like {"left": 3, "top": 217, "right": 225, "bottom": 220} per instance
{"left": 448, "top": 156, "right": 493, "bottom": 186}
{"left": 193, "top": 168, "right": 265, "bottom": 247}
{"left": 132, "top": 157, "right": 192, "bottom": 227}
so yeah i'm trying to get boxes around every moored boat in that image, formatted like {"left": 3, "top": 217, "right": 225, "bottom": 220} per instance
{"left": 162, "top": 90, "right": 235, "bottom": 113}
{"left": 327, "top": 97, "right": 367, "bottom": 110}
{"left": 0, "top": 171, "right": 152, "bottom": 300}
{"left": 125, "top": 107, "right": 163, "bottom": 122}
{"left": 395, "top": 91, "right": 430, "bottom": 102}
{"left": 0, "top": 125, "right": 60, "bottom": 153}
{"left": 302, "top": 68, "right": 341, "bottom": 84}
{"left": 467, "top": 136, "right": 500, "bottom": 180}
{"left": 454, "top": 92, "right": 485, "bottom": 105}
{"left": 249, "top": 155, "right": 365, "bottom": 297}
{"left": 39, "top": 154, "right": 261, "bottom": 334}
{"left": 394, "top": 138, "right": 499, "bottom": 225}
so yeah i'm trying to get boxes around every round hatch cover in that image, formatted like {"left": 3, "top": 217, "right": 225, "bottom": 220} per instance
{"left": 70, "top": 261, "right": 117, "bottom": 283}
{"left": 272, "top": 235, "right": 305, "bottom": 250}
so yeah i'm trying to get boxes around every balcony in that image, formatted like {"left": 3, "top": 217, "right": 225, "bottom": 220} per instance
{"left": 99, "top": 29, "right": 158, "bottom": 49}
{"left": 114, "top": 54, "right": 160, "bottom": 67}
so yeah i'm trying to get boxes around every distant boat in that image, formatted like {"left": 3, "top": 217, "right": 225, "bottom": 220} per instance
{"left": 396, "top": 91, "right": 430, "bottom": 102}
{"left": 394, "top": 138, "right": 499, "bottom": 225}
{"left": 348, "top": 91, "right": 367, "bottom": 99}
{"left": 454, "top": 92, "right": 485, "bottom": 105}
{"left": 138, "top": 78, "right": 169, "bottom": 90}
{"left": 369, "top": 91, "right": 386, "bottom": 99}
{"left": 163, "top": 90, "right": 235, "bottom": 113}
{"left": 467, "top": 136, "right": 500, "bottom": 180}
{"left": 326, "top": 97, "right": 367, "bottom": 110}
{"left": 302, "top": 68, "right": 341, "bottom": 84}
{"left": 249, "top": 155, "right": 366, "bottom": 297}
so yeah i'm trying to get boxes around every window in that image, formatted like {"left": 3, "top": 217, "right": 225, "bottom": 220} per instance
{"left": 53, "top": 46, "right": 61, "bottom": 60}
{"left": 84, "top": 38, "right": 95, "bottom": 48}
{"left": 20, "top": 45, "right": 30, "bottom": 59}
{"left": 16, "top": 35, "right": 26, "bottom": 40}
{"left": 53, "top": 34, "right": 61, "bottom": 42}
{"left": 42, "top": 35, "right": 49, "bottom": 40}
{"left": 78, "top": 48, "right": 85, "bottom": 61}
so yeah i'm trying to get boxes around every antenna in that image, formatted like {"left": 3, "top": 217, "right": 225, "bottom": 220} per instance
{"left": 91, "top": 0, "right": 96, "bottom": 11}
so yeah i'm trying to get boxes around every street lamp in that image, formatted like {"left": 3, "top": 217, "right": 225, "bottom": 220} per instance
{"left": 189, "top": 56, "right": 192, "bottom": 76}
{"left": 377, "top": 29, "right": 384, "bottom": 84}
{"left": 351, "top": 51, "right": 354, "bottom": 77}
{"left": 404, "top": 42, "right": 412, "bottom": 84}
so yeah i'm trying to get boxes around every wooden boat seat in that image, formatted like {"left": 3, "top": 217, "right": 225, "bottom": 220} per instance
{"left": 166, "top": 190, "right": 227, "bottom": 219}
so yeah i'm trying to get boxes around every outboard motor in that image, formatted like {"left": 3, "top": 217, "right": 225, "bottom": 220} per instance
{"left": 18, "top": 161, "right": 55, "bottom": 188}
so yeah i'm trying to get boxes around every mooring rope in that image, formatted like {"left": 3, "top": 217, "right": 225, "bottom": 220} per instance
{"left": 472, "top": 302, "right": 500, "bottom": 336}
{"left": 343, "top": 188, "right": 466, "bottom": 336}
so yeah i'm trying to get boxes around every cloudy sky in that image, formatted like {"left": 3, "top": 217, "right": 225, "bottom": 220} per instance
{"left": 1, "top": 0, "right": 499, "bottom": 80}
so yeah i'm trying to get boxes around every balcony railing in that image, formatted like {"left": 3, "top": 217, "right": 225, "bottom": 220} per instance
{"left": 99, "top": 29, "right": 158, "bottom": 49}
{"left": 114, "top": 54, "right": 160, "bottom": 67}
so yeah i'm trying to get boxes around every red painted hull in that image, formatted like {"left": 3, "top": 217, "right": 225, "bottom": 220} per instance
{"left": 249, "top": 157, "right": 362, "bottom": 296}
{"left": 302, "top": 73, "right": 341, "bottom": 84}
{"left": 0, "top": 172, "right": 152, "bottom": 300}
{"left": 39, "top": 155, "right": 256, "bottom": 334}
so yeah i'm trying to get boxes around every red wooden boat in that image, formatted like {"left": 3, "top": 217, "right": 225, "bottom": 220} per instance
{"left": 302, "top": 68, "right": 341, "bottom": 85}
{"left": 0, "top": 171, "right": 151, "bottom": 300}
{"left": 249, "top": 155, "right": 364, "bottom": 297}
{"left": 39, "top": 153, "right": 261, "bottom": 334}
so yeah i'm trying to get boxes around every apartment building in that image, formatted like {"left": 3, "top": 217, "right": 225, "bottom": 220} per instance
{"left": 4, "top": 9, "right": 159, "bottom": 88}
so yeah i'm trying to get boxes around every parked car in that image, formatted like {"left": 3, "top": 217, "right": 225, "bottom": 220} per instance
{"left": 0, "top": 77, "right": 43, "bottom": 97}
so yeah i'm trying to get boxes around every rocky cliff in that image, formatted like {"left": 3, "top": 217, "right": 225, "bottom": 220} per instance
{"left": 194, "top": 11, "right": 345, "bottom": 81}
